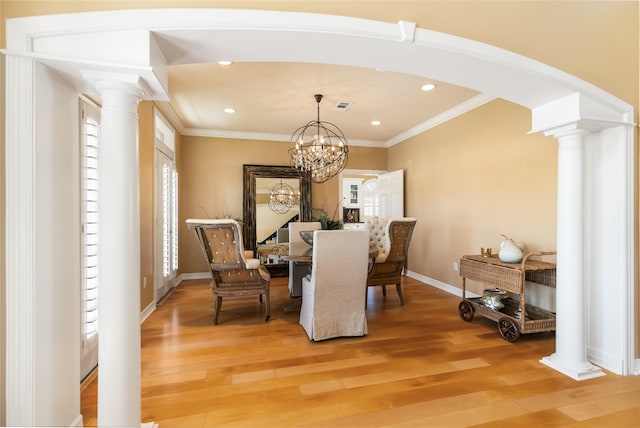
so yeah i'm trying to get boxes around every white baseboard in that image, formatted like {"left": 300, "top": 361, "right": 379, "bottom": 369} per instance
{"left": 139, "top": 300, "right": 156, "bottom": 324}
{"left": 587, "top": 345, "right": 624, "bottom": 375}
{"left": 70, "top": 413, "right": 83, "bottom": 427}
{"left": 177, "top": 272, "right": 210, "bottom": 284}
{"left": 405, "top": 270, "right": 479, "bottom": 298}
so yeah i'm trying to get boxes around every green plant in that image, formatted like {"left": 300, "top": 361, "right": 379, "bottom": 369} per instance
{"left": 312, "top": 208, "right": 343, "bottom": 230}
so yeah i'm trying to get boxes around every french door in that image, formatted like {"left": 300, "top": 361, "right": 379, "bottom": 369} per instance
{"left": 154, "top": 112, "right": 178, "bottom": 301}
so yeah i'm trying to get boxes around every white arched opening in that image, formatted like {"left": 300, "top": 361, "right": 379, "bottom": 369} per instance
{"left": 3, "top": 8, "right": 635, "bottom": 426}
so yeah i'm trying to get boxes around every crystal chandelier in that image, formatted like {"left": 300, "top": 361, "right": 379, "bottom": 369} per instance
{"left": 289, "top": 94, "right": 349, "bottom": 183}
{"left": 269, "top": 179, "right": 297, "bottom": 214}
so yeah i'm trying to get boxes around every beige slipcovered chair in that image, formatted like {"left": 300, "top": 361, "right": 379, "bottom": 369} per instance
{"left": 300, "top": 229, "right": 370, "bottom": 341}
{"left": 365, "top": 217, "right": 417, "bottom": 306}
{"left": 287, "top": 221, "right": 322, "bottom": 297}
{"left": 186, "top": 219, "right": 270, "bottom": 325}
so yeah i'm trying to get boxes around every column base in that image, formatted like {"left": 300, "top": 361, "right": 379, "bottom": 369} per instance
{"left": 540, "top": 353, "right": 606, "bottom": 381}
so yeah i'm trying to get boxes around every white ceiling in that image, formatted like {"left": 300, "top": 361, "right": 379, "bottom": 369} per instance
{"left": 159, "top": 61, "right": 481, "bottom": 147}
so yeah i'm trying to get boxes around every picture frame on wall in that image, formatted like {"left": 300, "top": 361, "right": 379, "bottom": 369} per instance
{"left": 343, "top": 207, "right": 360, "bottom": 223}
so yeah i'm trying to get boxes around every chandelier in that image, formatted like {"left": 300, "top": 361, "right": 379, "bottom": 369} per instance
{"left": 289, "top": 94, "right": 349, "bottom": 183}
{"left": 269, "top": 179, "right": 297, "bottom": 214}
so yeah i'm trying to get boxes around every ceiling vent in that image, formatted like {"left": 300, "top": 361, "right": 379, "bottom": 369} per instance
{"left": 335, "top": 101, "right": 352, "bottom": 111}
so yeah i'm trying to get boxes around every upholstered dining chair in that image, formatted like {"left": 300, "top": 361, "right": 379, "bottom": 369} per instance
{"left": 365, "top": 217, "right": 417, "bottom": 306}
{"left": 287, "top": 221, "right": 322, "bottom": 297}
{"left": 186, "top": 219, "right": 270, "bottom": 325}
{"left": 300, "top": 229, "right": 370, "bottom": 341}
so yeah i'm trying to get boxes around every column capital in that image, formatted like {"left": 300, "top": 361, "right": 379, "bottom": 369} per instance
{"left": 80, "top": 70, "right": 151, "bottom": 101}
{"left": 542, "top": 122, "right": 591, "bottom": 140}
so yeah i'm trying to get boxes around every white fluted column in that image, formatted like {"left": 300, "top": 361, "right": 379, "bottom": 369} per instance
{"left": 93, "top": 77, "right": 143, "bottom": 426}
{"left": 540, "top": 128, "right": 604, "bottom": 380}
{"left": 5, "top": 54, "right": 37, "bottom": 428}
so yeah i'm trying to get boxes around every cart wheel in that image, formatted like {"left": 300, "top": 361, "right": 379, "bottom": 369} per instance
{"left": 458, "top": 300, "right": 474, "bottom": 322}
{"left": 497, "top": 317, "right": 520, "bottom": 342}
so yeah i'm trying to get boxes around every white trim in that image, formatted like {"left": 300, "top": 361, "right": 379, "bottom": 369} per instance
{"left": 175, "top": 95, "right": 497, "bottom": 148}
{"left": 634, "top": 359, "right": 640, "bottom": 376}
{"left": 623, "top": 124, "right": 636, "bottom": 376}
{"left": 180, "top": 127, "right": 384, "bottom": 148}
{"left": 5, "top": 54, "right": 37, "bottom": 427}
{"left": 139, "top": 301, "right": 156, "bottom": 324}
{"left": 405, "top": 270, "right": 480, "bottom": 299}
{"left": 177, "top": 272, "right": 211, "bottom": 284}
{"left": 385, "top": 93, "right": 496, "bottom": 147}
{"left": 70, "top": 414, "right": 83, "bottom": 427}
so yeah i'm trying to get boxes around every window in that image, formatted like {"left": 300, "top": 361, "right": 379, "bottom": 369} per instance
{"left": 80, "top": 98, "right": 101, "bottom": 380}
{"left": 154, "top": 109, "right": 178, "bottom": 299}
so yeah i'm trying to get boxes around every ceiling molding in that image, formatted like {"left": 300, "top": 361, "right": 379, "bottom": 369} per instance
{"left": 385, "top": 93, "right": 497, "bottom": 147}
{"left": 179, "top": 127, "right": 387, "bottom": 148}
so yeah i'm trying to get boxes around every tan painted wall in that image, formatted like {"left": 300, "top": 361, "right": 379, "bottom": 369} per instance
{"left": 178, "top": 137, "right": 386, "bottom": 273}
{"left": 390, "top": 99, "right": 557, "bottom": 296}
{"left": 138, "top": 102, "right": 155, "bottom": 310}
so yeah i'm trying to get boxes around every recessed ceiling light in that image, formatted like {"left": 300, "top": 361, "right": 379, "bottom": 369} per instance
{"left": 421, "top": 83, "right": 437, "bottom": 91}
{"left": 224, "top": 107, "right": 236, "bottom": 114}
{"left": 370, "top": 120, "right": 382, "bottom": 126}
{"left": 217, "top": 61, "right": 232, "bottom": 66}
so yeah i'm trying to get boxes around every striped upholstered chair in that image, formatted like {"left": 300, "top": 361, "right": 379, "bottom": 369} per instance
{"left": 186, "top": 219, "right": 270, "bottom": 325}
{"left": 365, "top": 217, "right": 417, "bottom": 306}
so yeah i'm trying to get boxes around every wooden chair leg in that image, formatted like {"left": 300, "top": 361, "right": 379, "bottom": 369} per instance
{"left": 264, "top": 291, "right": 270, "bottom": 322}
{"left": 213, "top": 295, "right": 223, "bottom": 325}
{"left": 382, "top": 285, "right": 387, "bottom": 296}
{"left": 396, "top": 283, "right": 404, "bottom": 306}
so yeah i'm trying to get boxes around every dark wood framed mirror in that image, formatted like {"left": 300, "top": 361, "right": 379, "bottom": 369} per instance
{"left": 243, "top": 165, "right": 312, "bottom": 251}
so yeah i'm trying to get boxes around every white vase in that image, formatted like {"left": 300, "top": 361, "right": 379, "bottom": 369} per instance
{"left": 499, "top": 237, "right": 523, "bottom": 263}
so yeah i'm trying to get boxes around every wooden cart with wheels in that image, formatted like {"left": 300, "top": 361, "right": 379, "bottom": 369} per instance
{"left": 458, "top": 251, "right": 556, "bottom": 342}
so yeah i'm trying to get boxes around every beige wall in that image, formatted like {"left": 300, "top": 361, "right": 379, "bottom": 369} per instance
{"left": 179, "top": 137, "right": 291, "bottom": 273}
{"left": 178, "top": 137, "right": 386, "bottom": 273}
{"left": 390, "top": 99, "right": 557, "bottom": 295}
{"left": 138, "top": 102, "right": 155, "bottom": 310}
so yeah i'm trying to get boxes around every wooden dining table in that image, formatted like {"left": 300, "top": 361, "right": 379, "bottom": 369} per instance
{"left": 283, "top": 241, "right": 379, "bottom": 263}
{"left": 280, "top": 240, "right": 379, "bottom": 313}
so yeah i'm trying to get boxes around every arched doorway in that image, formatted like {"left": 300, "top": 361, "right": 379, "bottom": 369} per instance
{"left": 3, "top": 8, "right": 635, "bottom": 426}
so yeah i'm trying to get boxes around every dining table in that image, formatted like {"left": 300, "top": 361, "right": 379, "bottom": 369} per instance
{"left": 279, "top": 239, "right": 379, "bottom": 313}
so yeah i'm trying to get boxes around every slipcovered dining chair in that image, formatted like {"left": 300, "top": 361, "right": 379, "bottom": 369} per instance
{"left": 365, "top": 217, "right": 417, "bottom": 306}
{"left": 300, "top": 229, "right": 370, "bottom": 341}
{"left": 287, "top": 221, "right": 322, "bottom": 297}
{"left": 186, "top": 219, "right": 270, "bottom": 325}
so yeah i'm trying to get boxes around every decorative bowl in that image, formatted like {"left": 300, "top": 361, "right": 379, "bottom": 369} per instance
{"left": 299, "top": 230, "right": 315, "bottom": 246}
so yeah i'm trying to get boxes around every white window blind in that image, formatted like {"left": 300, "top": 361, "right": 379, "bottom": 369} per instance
{"left": 81, "top": 105, "right": 100, "bottom": 343}
{"left": 155, "top": 109, "right": 178, "bottom": 291}
{"left": 160, "top": 157, "right": 178, "bottom": 278}
{"left": 171, "top": 169, "right": 179, "bottom": 273}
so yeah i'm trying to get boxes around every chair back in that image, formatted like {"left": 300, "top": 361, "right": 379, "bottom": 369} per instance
{"left": 365, "top": 217, "right": 417, "bottom": 263}
{"left": 186, "top": 219, "right": 246, "bottom": 270}
{"left": 386, "top": 218, "right": 417, "bottom": 263}
{"left": 276, "top": 228, "right": 289, "bottom": 243}
{"left": 299, "top": 229, "right": 370, "bottom": 340}
{"left": 289, "top": 221, "right": 322, "bottom": 244}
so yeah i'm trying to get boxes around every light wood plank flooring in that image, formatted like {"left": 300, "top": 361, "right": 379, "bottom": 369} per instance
{"left": 81, "top": 277, "right": 639, "bottom": 427}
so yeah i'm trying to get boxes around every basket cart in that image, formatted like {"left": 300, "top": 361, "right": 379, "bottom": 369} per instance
{"left": 458, "top": 251, "right": 556, "bottom": 342}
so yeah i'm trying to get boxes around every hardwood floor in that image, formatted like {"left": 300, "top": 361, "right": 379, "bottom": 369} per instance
{"left": 81, "top": 276, "right": 639, "bottom": 427}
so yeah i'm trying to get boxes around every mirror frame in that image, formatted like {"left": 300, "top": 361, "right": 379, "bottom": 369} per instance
{"left": 243, "top": 164, "right": 312, "bottom": 251}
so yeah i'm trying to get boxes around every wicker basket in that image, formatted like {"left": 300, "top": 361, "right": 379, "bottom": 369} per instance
{"left": 459, "top": 252, "right": 556, "bottom": 340}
